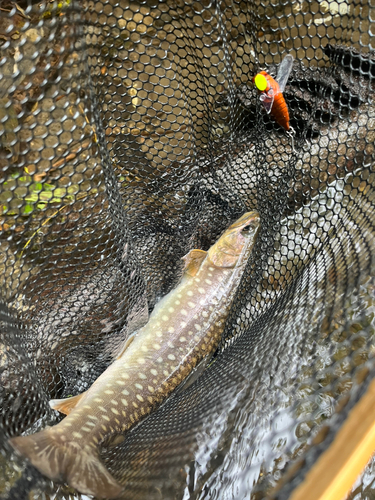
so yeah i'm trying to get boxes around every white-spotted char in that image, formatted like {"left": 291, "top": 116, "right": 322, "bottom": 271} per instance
{"left": 9, "top": 211, "right": 260, "bottom": 499}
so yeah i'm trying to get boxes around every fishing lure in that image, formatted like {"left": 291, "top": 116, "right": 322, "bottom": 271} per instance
{"left": 253, "top": 54, "right": 294, "bottom": 135}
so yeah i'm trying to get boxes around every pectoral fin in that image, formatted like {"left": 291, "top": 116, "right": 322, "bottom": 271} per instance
{"left": 182, "top": 249, "right": 207, "bottom": 276}
{"left": 116, "top": 331, "right": 136, "bottom": 359}
{"left": 110, "top": 295, "right": 148, "bottom": 359}
{"left": 49, "top": 392, "right": 87, "bottom": 415}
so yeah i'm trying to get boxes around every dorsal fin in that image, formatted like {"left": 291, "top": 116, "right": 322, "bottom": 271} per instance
{"left": 182, "top": 249, "right": 207, "bottom": 276}
{"left": 49, "top": 392, "right": 87, "bottom": 415}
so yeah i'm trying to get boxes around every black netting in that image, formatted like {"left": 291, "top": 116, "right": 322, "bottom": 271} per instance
{"left": 0, "top": 0, "right": 375, "bottom": 499}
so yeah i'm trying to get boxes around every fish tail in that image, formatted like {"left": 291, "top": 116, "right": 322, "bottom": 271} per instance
{"left": 9, "top": 429, "right": 123, "bottom": 499}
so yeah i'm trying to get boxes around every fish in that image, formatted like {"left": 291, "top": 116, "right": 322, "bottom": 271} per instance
{"left": 9, "top": 211, "right": 260, "bottom": 499}
{"left": 253, "top": 54, "right": 294, "bottom": 131}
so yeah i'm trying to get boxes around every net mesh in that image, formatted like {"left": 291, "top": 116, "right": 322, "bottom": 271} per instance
{"left": 0, "top": 0, "right": 375, "bottom": 498}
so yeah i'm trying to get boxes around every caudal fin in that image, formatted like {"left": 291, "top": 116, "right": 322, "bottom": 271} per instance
{"left": 9, "top": 429, "right": 123, "bottom": 499}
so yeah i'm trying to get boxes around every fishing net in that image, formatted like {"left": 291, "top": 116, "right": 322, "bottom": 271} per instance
{"left": 0, "top": 0, "right": 375, "bottom": 498}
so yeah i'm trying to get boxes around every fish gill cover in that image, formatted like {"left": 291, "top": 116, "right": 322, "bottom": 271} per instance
{"left": 0, "top": 0, "right": 374, "bottom": 499}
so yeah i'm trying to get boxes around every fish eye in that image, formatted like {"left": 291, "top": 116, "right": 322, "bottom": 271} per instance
{"left": 241, "top": 221, "right": 258, "bottom": 235}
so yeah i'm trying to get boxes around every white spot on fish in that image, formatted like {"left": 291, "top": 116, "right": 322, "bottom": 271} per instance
{"left": 208, "top": 273, "right": 212, "bottom": 277}
{"left": 181, "top": 309, "right": 188, "bottom": 316}
{"left": 180, "top": 321, "right": 187, "bottom": 328}
{"left": 148, "top": 385, "right": 154, "bottom": 392}
{"left": 199, "top": 299, "right": 206, "bottom": 306}
{"left": 188, "top": 331, "right": 194, "bottom": 335}
{"left": 205, "top": 279, "right": 212, "bottom": 284}
{"left": 137, "top": 357, "right": 145, "bottom": 364}
{"left": 104, "top": 390, "right": 114, "bottom": 395}
{"left": 157, "top": 357, "right": 163, "bottom": 363}
{"left": 177, "top": 294, "right": 182, "bottom": 299}
{"left": 209, "top": 267, "right": 214, "bottom": 271}
{"left": 223, "top": 270, "right": 229, "bottom": 275}
{"left": 175, "top": 300, "right": 181, "bottom": 305}
{"left": 162, "top": 315, "right": 169, "bottom": 321}
{"left": 194, "top": 278, "right": 201, "bottom": 282}
{"left": 111, "top": 408, "right": 120, "bottom": 415}
{"left": 198, "top": 288, "right": 205, "bottom": 294}
{"left": 141, "top": 345, "right": 148, "bottom": 352}
{"left": 156, "top": 331, "right": 163, "bottom": 337}
{"left": 121, "top": 399, "right": 128, "bottom": 406}
{"left": 167, "top": 342, "right": 174, "bottom": 348}
{"left": 88, "top": 415, "right": 98, "bottom": 420}
{"left": 136, "top": 395, "right": 144, "bottom": 402}
{"left": 116, "top": 380, "right": 126, "bottom": 386}
{"left": 187, "top": 291, "right": 193, "bottom": 296}
{"left": 101, "top": 425, "right": 107, "bottom": 431}
{"left": 73, "top": 432, "right": 83, "bottom": 439}
{"left": 168, "top": 326, "right": 175, "bottom": 333}
{"left": 135, "top": 383, "right": 143, "bottom": 390}
{"left": 150, "top": 369, "right": 158, "bottom": 376}
{"left": 163, "top": 370, "right": 169, "bottom": 376}
{"left": 93, "top": 398, "right": 103, "bottom": 403}
{"left": 139, "top": 373, "right": 147, "bottom": 379}
{"left": 85, "top": 421, "right": 96, "bottom": 427}
{"left": 168, "top": 307, "right": 174, "bottom": 313}
{"left": 110, "top": 400, "right": 118, "bottom": 405}
{"left": 180, "top": 336, "right": 187, "bottom": 342}
{"left": 168, "top": 354, "right": 176, "bottom": 360}
{"left": 153, "top": 343, "right": 161, "bottom": 350}
{"left": 122, "top": 389, "right": 130, "bottom": 396}
{"left": 188, "top": 302, "right": 195, "bottom": 308}
{"left": 98, "top": 406, "right": 107, "bottom": 412}
{"left": 195, "top": 324, "right": 202, "bottom": 331}
{"left": 121, "top": 373, "right": 130, "bottom": 379}
{"left": 194, "top": 335, "right": 200, "bottom": 342}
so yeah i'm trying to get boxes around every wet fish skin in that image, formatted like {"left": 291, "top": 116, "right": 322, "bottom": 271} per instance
{"left": 9, "top": 211, "right": 260, "bottom": 499}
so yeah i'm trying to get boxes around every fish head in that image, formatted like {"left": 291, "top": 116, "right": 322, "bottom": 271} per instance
{"left": 207, "top": 211, "right": 260, "bottom": 268}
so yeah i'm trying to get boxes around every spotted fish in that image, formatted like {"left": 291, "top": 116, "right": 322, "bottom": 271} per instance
{"left": 9, "top": 211, "right": 260, "bottom": 499}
